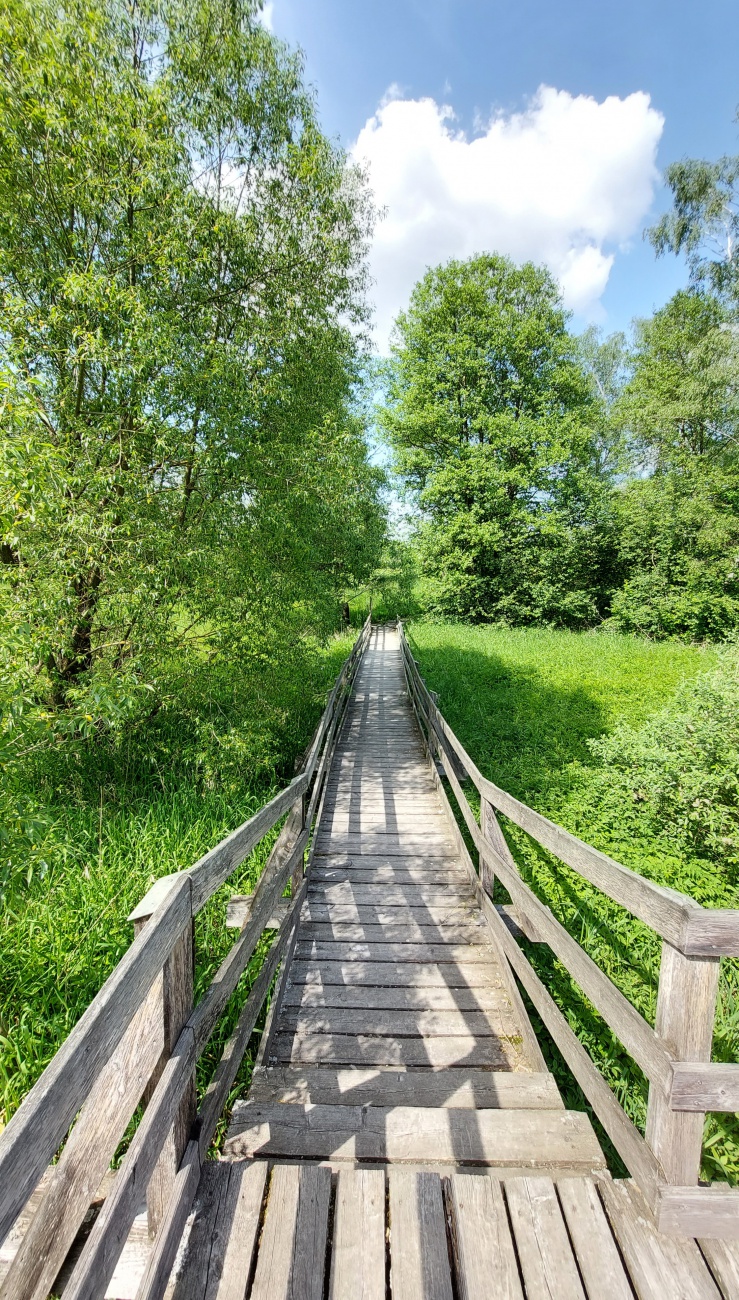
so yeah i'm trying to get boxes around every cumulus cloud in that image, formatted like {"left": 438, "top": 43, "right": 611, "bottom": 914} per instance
{"left": 351, "top": 86, "right": 664, "bottom": 350}
{"left": 258, "top": 1, "right": 274, "bottom": 30}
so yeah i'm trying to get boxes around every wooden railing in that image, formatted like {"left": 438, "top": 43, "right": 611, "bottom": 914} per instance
{"left": 0, "top": 614, "right": 372, "bottom": 1300}
{"left": 398, "top": 622, "right": 739, "bottom": 1241}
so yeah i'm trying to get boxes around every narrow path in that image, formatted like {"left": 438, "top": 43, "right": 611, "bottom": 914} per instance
{"left": 225, "top": 627, "right": 604, "bottom": 1173}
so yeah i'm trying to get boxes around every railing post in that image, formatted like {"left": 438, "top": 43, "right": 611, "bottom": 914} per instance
{"left": 129, "top": 879, "right": 196, "bottom": 1238}
{"left": 646, "top": 941, "right": 720, "bottom": 1188}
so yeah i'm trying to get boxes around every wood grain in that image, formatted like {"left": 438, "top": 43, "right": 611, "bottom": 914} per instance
{"left": 389, "top": 1170, "right": 453, "bottom": 1300}
{"left": 329, "top": 1169, "right": 385, "bottom": 1300}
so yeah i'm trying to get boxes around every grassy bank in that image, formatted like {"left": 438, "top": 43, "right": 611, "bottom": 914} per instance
{"left": 0, "top": 630, "right": 355, "bottom": 1132}
{"left": 408, "top": 622, "right": 738, "bottom": 1182}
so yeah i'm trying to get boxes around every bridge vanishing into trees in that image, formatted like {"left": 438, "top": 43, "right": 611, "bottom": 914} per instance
{"left": 1, "top": 621, "right": 739, "bottom": 1298}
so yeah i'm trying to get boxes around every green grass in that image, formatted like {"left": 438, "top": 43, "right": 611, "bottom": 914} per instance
{"left": 0, "top": 630, "right": 355, "bottom": 1136}
{"left": 407, "top": 622, "right": 738, "bottom": 1183}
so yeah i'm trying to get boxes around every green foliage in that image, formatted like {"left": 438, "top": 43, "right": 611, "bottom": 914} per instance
{"left": 380, "top": 254, "right": 616, "bottom": 625}
{"left": 649, "top": 155, "right": 739, "bottom": 300}
{"left": 0, "top": 0, "right": 385, "bottom": 743}
{"left": 408, "top": 622, "right": 738, "bottom": 1181}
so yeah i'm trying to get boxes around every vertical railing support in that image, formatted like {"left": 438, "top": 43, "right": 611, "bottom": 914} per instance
{"left": 129, "top": 880, "right": 196, "bottom": 1238}
{"left": 646, "top": 941, "right": 720, "bottom": 1187}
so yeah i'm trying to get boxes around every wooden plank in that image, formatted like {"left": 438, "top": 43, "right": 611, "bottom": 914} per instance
{"left": 600, "top": 1179, "right": 722, "bottom": 1299}
{"left": 250, "top": 1164, "right": 331, "bottom": 1300}
{"left": 247, "top": 1066, "right": 564, "bottom": 1109}
{"left": 226, "top": 1103, "right": 607, "bottom": 1170}
{"left": 307, "top": 884, "right": 474, "bottom": 904}
{"left": 298, "top": 920, "right": 488, "bottom": 944}
{"left": 448, "top": 1174, "right": 523, "bottom": 1300}
{"left": 63, "top": 1028, "right": 199, "bottom": 1300}
{"left": 699, "top": 1238, "right": 739, "bottom": 1298}
{"left": 301, "top": 903, "right": 477, "bottom": 924}
{"left": 213, "top": 1162, "right": 269, "bottom": 1300}
{"left": 133, "top": 919, "right": 195, "bottom": 1237}
{"left": 311, "top": 864, "right": 467, "bottom": 883}
{"left": 557, "top": 1177, "right": 634, "bottom": 1299}
{"left": 315, "top": 836, "right": 454, "bottom": 855}
{"left": 670, "top": 1063, "right": 739, "bottom": 1112}
{"left": 657, "top": 1186, "right": 739, "bottom": 1240}
{"left": 287, "top": 960, "right": 505, "bottom": 987}
{"left": 485, "top": 900, "right": 664, "bottom": 1209}
{"left": 137, "top": 1140, "right": 201, "bottom": 1300}
{"left": 0, "top": 988, "right": 162, "bottom": 1300}
{"left": 295, "top": 941, "right": 495, "bottom": 964}
{"left": 329, "top": 1169, "right": 385, "bottom": 1300}
{"left": 282, "top": 981, "right": 506, "bottom": 1011}
{"left": 389, "top": 1171, "right": 453, "bottom": 1300}
{"left": 282, "top": 1007, "right": 513, "bottom": 1037}
{"left": 275, "top": 1032, "right": 522, "bottom": 1068}
{"left": 646, "top": 942, "right": 720, "bottom": 1186}
{"left": 505, "top": 1177, "right": 586, "bottom": 1299}
{"left": 0, "top": 873, "right": 192, "bottom": 1246}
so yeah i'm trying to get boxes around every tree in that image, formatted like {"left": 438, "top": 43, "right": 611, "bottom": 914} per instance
{"left": 610, "top": 290, "right": 739, "bottom": 639}
{"left": 649, "top": 156, "right": 739, "bottom": 300}
{"left": 0, "top": 0, "right": 384, "bottom": 732}
{"left": 380, "top": 254, "right": 614, "bottom": 624}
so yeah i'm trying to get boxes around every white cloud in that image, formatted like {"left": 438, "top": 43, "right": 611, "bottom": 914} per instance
{"left": 258, "top": 1, "right": 274, "bottom": 30}
{"left": 351, "top": 85, "right": 664, "bottom": 350}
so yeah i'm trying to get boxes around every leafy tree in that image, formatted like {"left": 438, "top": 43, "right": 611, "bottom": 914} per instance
{"left": 0, "top": 0, "right": 385, "bottom": 734}
{"left": 610, "top": 290, "right": 739, "bottom": 639}
{"left": 649, "top": 155, "right": 739, "bottom": 300}
{"left": 380, "top": 254, "right": 614, "bottom": 624}
{"left": 576, "top": 326, "right": 632, "bottom": 476}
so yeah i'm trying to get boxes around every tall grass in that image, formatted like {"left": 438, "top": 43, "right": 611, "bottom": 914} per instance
{"left": 0, "top": 631, "right": 355, "bottom": 1132}
{"left": 408, "top": 622, "right": 738, "bottom": 1183}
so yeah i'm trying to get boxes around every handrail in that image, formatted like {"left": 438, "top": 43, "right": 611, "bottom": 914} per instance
{"left": 0, "top": 613, "right": 372, "bottom": 1300}
{"left": 398, "top": 621, "right": 739, "bottom": 1241}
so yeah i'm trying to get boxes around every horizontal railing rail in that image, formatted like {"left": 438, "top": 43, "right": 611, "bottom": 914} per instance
{"left": 398, "top": 621, "right": 739, "bottom": 1241}
{"left": 0, "top": 613, "right": 372, "bottom": 1300}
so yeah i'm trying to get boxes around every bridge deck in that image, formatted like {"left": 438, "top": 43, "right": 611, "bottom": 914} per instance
{"left": 161, "top": 629, "right": 734, "bottom": 1297}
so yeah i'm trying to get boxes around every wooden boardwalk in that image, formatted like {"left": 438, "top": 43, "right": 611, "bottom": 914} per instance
{"left": 2, "top": 623, "right": 738, "bottom": 1300}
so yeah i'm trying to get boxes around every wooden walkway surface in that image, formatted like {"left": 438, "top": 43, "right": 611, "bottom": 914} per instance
{"left": 165, "top": 628, "right": 734, "bottom": 1298}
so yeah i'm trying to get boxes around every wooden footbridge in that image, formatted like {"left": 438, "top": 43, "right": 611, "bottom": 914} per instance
{"left": 2, "top": 621, "right": 739, "bottom": 1298}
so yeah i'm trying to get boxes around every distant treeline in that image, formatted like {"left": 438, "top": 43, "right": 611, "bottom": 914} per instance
{"left": 380, "top": 150, "right": 739, "bottom": 641}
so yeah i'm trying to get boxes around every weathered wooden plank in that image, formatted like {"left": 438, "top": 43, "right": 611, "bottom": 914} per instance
{"left": 557, "top": 1177, "right": 634, "bottom": 1299}
{"left": 137, "top": 1140, "right": 201, "bottom": 1300}
{"left": 389, "top": 1171, "right": 453, "bottom": 1300}
{"left": 315, "top": 835, "right": 453, "bottom": 856}
{"left": 282, "top": 981, "right": 505, "bottom": 1011}
{"left": 213, "top": 1162, "right": 269, "bottom": 1300}
{"left": 294, "top": 941, "right": 495, "bottom": 966}
{"left": 646, "top": 942, "right": 720, "bottom": 1186}
{"left": 485, "top": 900, "right": 664, "bottom": 1208}
{"left": 275, "top": 1032, "right": 521, "bottom": 1068}
{"left": 657, "top": 1185, "right": 739, "bottom": 1240}
{"left": 0, "top": 988, "right": 162, "bottom": 1300}
{"left": 225, "top": 1103, "right": 606, "bottom": 1170}
{"left": 282, "top": 1007, "right": 513, "bottom": 1037}
{"left": 600, "top": 1179, "right": 722, "bottom": 1299}
{"left": 698, "top": 1237, "right": 739, "bottom": 1298}
{"left": 287, "top": 960, "right": 505, "bottom": 987}
{"left": 311, "top": 864, "right": 468, "bottom": 884}
{"left": 301, "top": 903, "right": 476, "bottom": 925}
{"left": 670, "top": 1063, "right": 739, "bottom": 1113}
{"left": 505, "top": 1177, "right": 586, "bottom": 1299}
{"left": 63, "top": 1027, "right": 199, "bottom": 1300}
{"left": 298, "top": 920, "right": 487, "bottom": 944}
{"left": 250, "top": 1165, "right": 331, "bottom": 1300}
{"left": 0, "top": 873, "right": 192, "bottom": 1246}
{"left": 308, "top": 884, "right": 474, "bottom": 903}
{"left": 247, "top": 1066, "right": 563, "bottom": 1109}
{"left": 329, "top": 1169, "right": 385, "bottom": 1300}
{"left": 448, "top": 1174, "right": 523, "bottom": 1300}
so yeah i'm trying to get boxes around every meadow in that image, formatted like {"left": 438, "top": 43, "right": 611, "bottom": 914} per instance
{"left": 407, "top": 622, "right": 739, "bottom": 1182}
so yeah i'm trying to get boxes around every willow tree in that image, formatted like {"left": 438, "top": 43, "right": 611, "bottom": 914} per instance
{"left": 0, "top": 0, "right": 384, "bottom": 729}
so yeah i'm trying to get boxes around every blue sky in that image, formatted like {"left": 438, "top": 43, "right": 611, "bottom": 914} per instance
{"left": 264, "top": 0, "right": 739, "bottom": 348}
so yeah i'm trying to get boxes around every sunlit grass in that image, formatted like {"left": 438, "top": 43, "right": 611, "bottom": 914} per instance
{"left": 409, "top": 621, "right": 737, "bottom": 1183}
